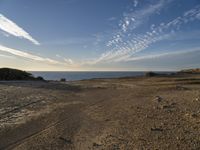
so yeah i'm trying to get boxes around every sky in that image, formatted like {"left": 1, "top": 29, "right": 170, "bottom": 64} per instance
{"left": 0, "top": 0, "right": 200, "bottom": 71}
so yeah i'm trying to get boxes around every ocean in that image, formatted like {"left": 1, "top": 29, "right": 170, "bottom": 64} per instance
{"left": 30, "top": 71, "right": 173, "bottom": 81}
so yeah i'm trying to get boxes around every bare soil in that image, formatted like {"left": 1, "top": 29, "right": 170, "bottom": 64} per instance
{"left": 0, "top": 74, "right": 200, "bottom": 150}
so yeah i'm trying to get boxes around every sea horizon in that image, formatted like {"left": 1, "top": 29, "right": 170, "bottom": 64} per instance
{"left": 31, "top": 71, "right": 174, "bottom": 81}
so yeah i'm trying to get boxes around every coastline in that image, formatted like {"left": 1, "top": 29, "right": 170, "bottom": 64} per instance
{"left": 30, "top": 71, "right": 174, "bottom": 81}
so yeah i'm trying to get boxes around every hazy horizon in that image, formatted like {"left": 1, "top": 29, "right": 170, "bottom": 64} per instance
{"left": 0, "top": 0, "right": 200, "bottom": 71}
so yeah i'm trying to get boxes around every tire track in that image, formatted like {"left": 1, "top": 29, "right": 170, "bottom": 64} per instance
{"left": 0, "top": 100, "right": 42, "bottom": 119}
{"left": 2, "top": 107, "right": 81, "bottom": 150}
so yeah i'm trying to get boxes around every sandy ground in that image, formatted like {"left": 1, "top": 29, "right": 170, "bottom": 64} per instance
{"left": 0, "top": 74, "right": 200, "bottom": 150}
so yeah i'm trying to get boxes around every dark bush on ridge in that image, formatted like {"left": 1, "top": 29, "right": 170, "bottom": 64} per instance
{"left": 36, "top": 76, "right": 44, "bottom": 80}
{"left": 0, "top": 68, "right": 44, "bottom": 81}
{"left": 145, "top": 72, "right": 158, "bottom": 77}
{"left": 60, "top": 78, "right": 66, "bottom": 82}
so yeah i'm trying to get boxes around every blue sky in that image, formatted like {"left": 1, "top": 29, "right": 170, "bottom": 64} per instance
{"left": 0, "top": 0, "right": 200, "bottom": 71}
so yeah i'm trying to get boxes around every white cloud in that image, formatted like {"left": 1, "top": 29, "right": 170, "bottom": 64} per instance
{"left": 0, "top": 45, "right": 59, "bottom": 64}
{"left": 0, "top": 30, "right": 10, "bottom": 37}
{"left": 108, "top": 0, "right": 170, "bottom": 47}
{"left": 0, "top": 14, "right": 40, "bottom": 45}
{"left": 196, "top": 13, "right": 200, "bottom": 19}
{"left": 95, "top": 5, "right": 200, "bottom": 64}
{"left": 108, "top": 17, "right": 117, "bottom": 21}
{"left": 56, "top": 54, "right": 74, "bottom": 65}
{"left": 0, "top": 53, "right": 14, "bottom": 59}
{"left": 64, "top": 58, "right": 73, "bottom": 65}
{"left": 133, "top": 0, "right": 138, "bottom": 7}
{"left": 56, "top": 54, "right": 61, "bottom": 58}
{"left": 121, "top": 0, "right": 166, "bottom": 31}
{"left": 96, "top": 31, "right": 171, "bottom": 63}
{"left": 126, "top": 47, "right": 200, "bottom": 62}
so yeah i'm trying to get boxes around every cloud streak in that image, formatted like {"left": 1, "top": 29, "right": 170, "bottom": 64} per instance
{"left": 0, "top": 45, "right": 75, "bottom": 67}
{"left": 0, "top": 53, "right": 14, "bottom": 59}
{"left": 126, "top": 47, "right": 200, "bottom": 62}
{"left": 133, "top": 0, "right": 138, "bottom": 7}
{"left": 0, "top": 45, "right": 60, "bottom": 64}
{"left": 0, "top": 14, "right": 40, "bottom": 45}
{"left": 64, "top": 58, "right": 73, "bottom": 65}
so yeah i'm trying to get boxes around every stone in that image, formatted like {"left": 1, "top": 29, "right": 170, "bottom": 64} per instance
{"left": 155, "top": 96, "right": 162, "bottom": 102}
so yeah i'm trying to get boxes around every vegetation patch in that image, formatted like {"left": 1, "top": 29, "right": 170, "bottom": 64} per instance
{"left": 0, "top": 68, "right": 44, "bottom": 81}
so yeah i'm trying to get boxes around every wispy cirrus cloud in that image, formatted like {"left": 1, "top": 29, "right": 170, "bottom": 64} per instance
{"left": 64, "top": 58, "right": 73, "bottom": 65}
{"left": 120, "top": 0, "right": 165, "bottom": 31}
{"left": 107, "top": 0, "right": 170, "bottom": 47}
{"left": 0, "top": 14, "right": 40, "bottom": 45}
{"left": 133, "top": 0, "right": 138, "bottom": 7}
{"left": 56, "top": 54, "right": 74, "bottom": 65}
{"left": 0, "top": 45, "right": 75, "bottom": 67}
{"left": 0, "top": 45, "right": 60, "bottom": 65}
{"left": 94, "top": 5, "right": 200, "bottom": 64}
{"left": 126, "top": 47, "right": 200, "bottom": 62}
{"left": 0, "top": 53, "right": 14, "bottom": 59}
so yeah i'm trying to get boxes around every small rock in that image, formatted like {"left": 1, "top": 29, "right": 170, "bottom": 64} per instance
{"left": 151, "top": 127, "right": 163, "bottom": 132}
{"left": 161, "top": 122, "right": 166, "bottom": 126}
{"left": 155, "top": 96, "right": 162, "bottom": 102}
{"left": 175, "top": 85, "right": 188, "bottom": 90}
{"left": 161, "top": 105, "right": 171, "bottom": 109}
{"left": 59, "top": 137, "right": 72, "bottom": 144}
{"left": 191, "top": 113, "right": 198, "bottom": 118}
{"left": 105, "top": 118, "right": 110, "bottom": 121}
{"left": 93, "top": 142, "right": 101, "bottom": 147}
{"left": 153, "top": 106, "right": 159, "bottom": 109}
{"left": 170, "top": 102, "right": 176, "bottom": 106}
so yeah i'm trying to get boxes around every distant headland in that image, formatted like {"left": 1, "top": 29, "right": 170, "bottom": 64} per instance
{"left": 179, "top": 68, "right": 200, "bottom": 74}
{"left": 0, "top": 68, "right": 44, "bottom": 81}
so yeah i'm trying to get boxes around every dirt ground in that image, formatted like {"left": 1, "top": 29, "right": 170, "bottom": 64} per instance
{"left": 0, "top": 74, "right": 200, "bottom": 150}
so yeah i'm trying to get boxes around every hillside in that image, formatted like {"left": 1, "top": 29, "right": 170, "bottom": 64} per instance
{"left": 179, "top": 68, "right": 200, "bottom": 74}
{"left": 0, "top": 68, "right": 44, "bottom": 81}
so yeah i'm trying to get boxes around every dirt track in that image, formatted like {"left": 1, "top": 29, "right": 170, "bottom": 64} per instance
{"left": 0, "top": 75, "right": 200, "bottom": 149}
